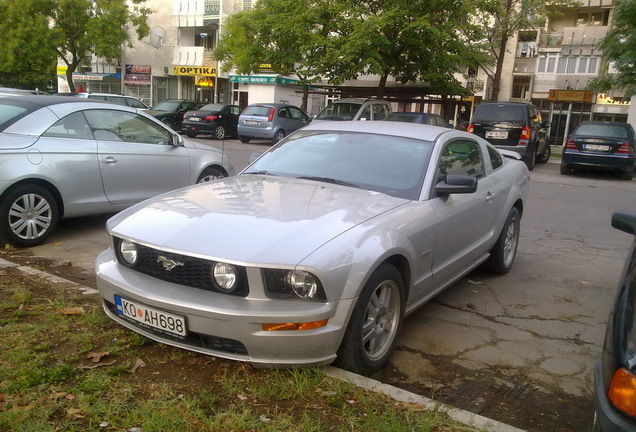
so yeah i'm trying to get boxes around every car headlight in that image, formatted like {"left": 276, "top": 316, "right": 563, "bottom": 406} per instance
{"left": 212, "top": 262, "right": 238, "bottom": 292}
{"left": 263, "top": 269, "right": 327, "bottom": 301}
{"left": 119, "top": 240, "right": 138, "bottom": 266}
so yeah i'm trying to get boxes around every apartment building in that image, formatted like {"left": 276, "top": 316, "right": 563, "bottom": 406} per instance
{"left": 458, "top": 0, "right": 631, "bottom": 145}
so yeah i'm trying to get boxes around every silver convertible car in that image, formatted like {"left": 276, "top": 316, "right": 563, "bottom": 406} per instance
{"left": 0, "top": 96, "right": 234, "bottom": 247}
{"left": 96, "top": 121, "right": 530, "bottom": 374}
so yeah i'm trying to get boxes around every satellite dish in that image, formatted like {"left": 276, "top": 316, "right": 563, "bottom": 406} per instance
{"left": 147, "top": 27, "right": 167, "bottom": 49}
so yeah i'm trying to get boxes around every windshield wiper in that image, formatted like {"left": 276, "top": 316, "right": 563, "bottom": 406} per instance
{"left": 296, "top": 176, "right": 360, "bottom": 188}
{"left": 243, "top": 170, "right": 277, "bottom": 176}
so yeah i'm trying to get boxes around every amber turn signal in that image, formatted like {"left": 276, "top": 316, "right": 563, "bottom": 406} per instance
{"left": 262, "top": 319, "right": 328, "bottom": 331}
{"left": 608, "top": 367, "right": 636, "bottom": 416}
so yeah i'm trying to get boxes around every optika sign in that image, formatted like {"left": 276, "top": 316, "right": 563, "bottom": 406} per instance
{"left": 173, "top": 66, "right": 216, "bottom": 76}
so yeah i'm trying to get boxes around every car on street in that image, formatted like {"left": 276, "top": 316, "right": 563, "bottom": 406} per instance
{"left": 0, "top": 87, "right": 35, "bottom": 96}
{"left": 181, "top": 103, "right": 241, "bottom": 139}
{"left": 75, "top": 92, "right": 150, "bottom": 110}
{"left": 147, "top": 99, "right": 204, "bottom": 130}
{"left": 237, "top": 103, "right": 310, "bottom": 143}
{"left": 95, "top": 121, "right": 530, "bottom": 375}
{"left": 560, "top": 121, "right": 636, "bottom": 180}
{"left": 467, "top": 101, "right": 551, "bottom": 170}
{"left": 312, "top": 98, "right": 391, "bottom": 123}
{"left": 384, "top": 112, "right": 451, "bottom": 128}
{"left": 592, "top": 211, "right": 636, "bottom": 431}
{"left": 0, "top": 95, "right": 235, "bottom": 247}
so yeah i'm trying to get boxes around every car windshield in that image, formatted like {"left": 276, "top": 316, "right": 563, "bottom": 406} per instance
{"left": 575, "top": 123, "right": 628, "bottom": 139}
{"left": 242, "top": 105, "right": 273, "bottom": 116}
{"left": 151, "top": 101, "right": 181, "bottom": 112}
{"left": 244, "top": 130, "right": 434, "bottom": 200}
{"left": 315, "top": 103, "right": 362, "bottom": 121}
{"left": 473, "top": 104, "right": 527, "bottom": 124}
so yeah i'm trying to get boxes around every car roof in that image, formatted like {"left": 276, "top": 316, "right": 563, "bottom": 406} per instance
{"left": 246, "top": 103, "right": 297, "bottom": 108}
{"left": 302, "top": 120, "right": 460, "bottom": 141}
{"left": 331, "top": 98, "right": 385, "bottom": 103}
{"left": 0, "top": 95, "right": 90, "bottom": 107}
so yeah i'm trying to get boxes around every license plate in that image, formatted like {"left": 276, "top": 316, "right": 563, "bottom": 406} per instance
{"left": 584, "top": 144, "right": 610, "bottom": 151}
{"left": 486, "top": 130, "right": 508, "bottom": 139}
{"left": 114, "top": 295, "right": 187, "bottom": 337}
{"left": 245, "top": 120, "right": 259, "bottom": 126}
{"left": 188, "top": 117, "right": 201, "bottom": 122}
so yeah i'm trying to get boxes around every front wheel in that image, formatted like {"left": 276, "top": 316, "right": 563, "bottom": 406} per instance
{"left": 482, "top": 207, "right": 521, "bottom": 274}
{"left": 197, "top": 167, "right": 226, "bottom": 183}
{"left": 212, "top": 125, "right": 226, "bottom": 140}
{"left": 0, "top": 184, "right": 59, "bottom": 247}
{"left": 335, "top": 263, "right": 405, "bottom": 375}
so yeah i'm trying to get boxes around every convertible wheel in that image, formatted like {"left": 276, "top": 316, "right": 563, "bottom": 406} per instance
{"left": 536, "top": 145, "right": 551, "bottom": 164}
{"left": 212, "top": 125, "right": 226, "bottom": 140}
{"left": 197, "top": 167, "right": 226, "bottom": 183}
{"left": 0, "top": 184, "right": 59, "bottom": 247}
{"left": 335, "top": 263, "right": 405, "bottom": 375}
{"left": 483, "top": 207, "right": 521, "bottom": 274}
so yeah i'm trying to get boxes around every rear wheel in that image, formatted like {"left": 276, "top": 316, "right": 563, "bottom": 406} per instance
{"left": 212, "top": 125, "right": 226, "bottom": 140}
{"left": 197, "top": 167, "right": 226, "bottom": 183}
{"left": 536, "top": 144, "right": 551, "bottom": 164}
{"left": 161, "top": 119, "right": 175, "bottom": 130}
{"left": 620, "top": 166, "right": 634, "bottom": 181}
{"left": 272, "top": 130, "right": 285, "bottom": 143}
{"left": 239, "top": 135, "right": 251, "bottom": 143}
{"left": 335, "top": 263, "right": 405, "bottom": 375}
{"left": 482, "top": 207, "right": 521, "bottom": 274}
{"left": 185, "top": 130, "right": 197, "bottom": 138}
{"left": 0, "top": 184, "right": 59, "bottom": 247}
{"left": 560, "top": 162, "right": 572, "bottom": 175}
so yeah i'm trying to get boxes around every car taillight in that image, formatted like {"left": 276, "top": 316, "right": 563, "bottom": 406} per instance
{"left": 521, "top": 126, "right": 531, "bottom": 139}
{"left": 268, "top": 108, "right": 275, "bottom": 122}
{"left": 467, "top": 124, "right": 474, "bottom": 133}
{"left": 205, "top": 115, "right": 218, "bottom": 122}
{"left": 617, "top": 141, "right": 632, "bottom": 154}
{"left": 608, "top": 368, "right": 636, "bottom": 416}
{"left": 565, "top": 138, "right": 577, "bottom": 150}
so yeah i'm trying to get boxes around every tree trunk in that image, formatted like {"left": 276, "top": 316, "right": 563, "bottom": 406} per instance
{"left": 377, "top": 73, "right": 389, "bottom": 99}
{"left": 300, "top": 83, "right": 309, "bottom": 113}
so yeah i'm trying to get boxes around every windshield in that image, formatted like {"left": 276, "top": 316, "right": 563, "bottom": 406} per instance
{"left": 575, "top": 123, "right": 628, "bottom": 139}
{"left": 472, "top": 104, "right": 527, "bottom": 125}
{"left": 244, "top": 130, "right": 433, "bottom": 200}
{"left": 315, "top": 103, "right": 362, "bottom": 121}
{"left": 151, "top": 101, "right": 181, "bottom": 112}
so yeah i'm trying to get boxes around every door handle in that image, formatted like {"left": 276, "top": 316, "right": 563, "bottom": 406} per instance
{"left": 486, "top": 191, "right": 495, "bottom": 202}
{"left": 101, "top": 156, "right": 117, "bottom": 164}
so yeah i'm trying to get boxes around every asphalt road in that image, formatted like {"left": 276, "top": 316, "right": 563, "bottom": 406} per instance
{"left": 20, "top": 139, "right": 636, "bottom": 431}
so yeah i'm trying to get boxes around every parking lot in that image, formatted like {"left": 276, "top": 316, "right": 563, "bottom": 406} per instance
{"left": 14, "top": 139, "right": 636, "bottom": 431}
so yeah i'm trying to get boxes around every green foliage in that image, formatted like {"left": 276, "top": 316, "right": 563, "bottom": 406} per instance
{"left": 0, "top": 0, "right": 150, "bottom": 92}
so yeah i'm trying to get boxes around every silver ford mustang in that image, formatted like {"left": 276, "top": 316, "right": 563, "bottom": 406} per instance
{"left": 96, "top": 121, "right": 530, "bottom": 374}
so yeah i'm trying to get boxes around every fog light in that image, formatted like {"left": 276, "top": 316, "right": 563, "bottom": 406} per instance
{"left": 262, "top": 319, "right": 328, "bottom": 331}
{"left": 213, "top": 262, "right": 237, "bottom": 292}
{"left": 119, "top": 240, "right": 138, "bottom": 266}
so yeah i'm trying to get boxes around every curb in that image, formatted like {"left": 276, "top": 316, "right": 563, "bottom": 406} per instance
{"left": 1, "top": 256, "right": 525, "bottom": 432}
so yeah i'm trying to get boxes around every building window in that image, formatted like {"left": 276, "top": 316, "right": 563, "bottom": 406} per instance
{"left": 512, "top": 76, "right": 531, "bottom": 99}
{"left": 576, "top": 10, "right": 609, "bottom": 27}
{"left": 538, "top": 55, "right": 600, "bottom": 75}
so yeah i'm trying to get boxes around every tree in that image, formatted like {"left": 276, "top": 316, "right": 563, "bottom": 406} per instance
{"left": 0, "top": 0, "right": 151, "bottom": 93}
{"left": 588, "top": 0, "right": 636, "bottom": 97}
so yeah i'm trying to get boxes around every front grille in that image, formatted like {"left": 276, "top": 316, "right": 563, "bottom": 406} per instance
{"left": 115, "top": 238, "right": 249, "bottom": 297}
{"left": 104, "top": 300, "right": 249, "bottom": 356}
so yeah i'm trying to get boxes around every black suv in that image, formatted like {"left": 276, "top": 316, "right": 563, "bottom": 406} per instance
{"left": 468, "top": 102, "right": 551, "bottom": 170}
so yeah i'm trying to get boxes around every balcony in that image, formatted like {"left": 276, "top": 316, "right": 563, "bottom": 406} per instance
{"left": 514, "top": 57, "right": 537, "bottom": 74}
{"left": 539, "top": 26, "right": 608, "bottom": 51}
{"left": 205, "top": 0, "right": 220, "bottom": 15}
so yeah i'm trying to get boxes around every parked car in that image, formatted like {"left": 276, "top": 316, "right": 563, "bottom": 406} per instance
{"left": 560, "top": 121, "right": 636, "bottom": 180}
{"left": 0, "top": 95, "right": 235, "bottom": 247}
{"left": 467, "top": 101, "right": 551, "bottom": 170}
{"left": 75, "top": 92, "right": 150, "bottom": 110}
{"left": 181, "top": 103, "right": 241, "bottom": 139}
{"left": 0, "top": 87, "right": 34, "bottom": 96}
{"left": 592, "top": 212, "right": 636, "bottom": 431}
{"left": 312, "top": 98, "right": 391, "bottom": 123}
{"left": 385, "top": 112, "right": 451, "bottom": 128}
{"left": 95, "top": 121, "right": 529, "bottom": 375}
{"left": 237, "top": 103, "right": 310, "bottom": 143}
{"left": 147, "top": 99, "right": 204, "bottom": 130}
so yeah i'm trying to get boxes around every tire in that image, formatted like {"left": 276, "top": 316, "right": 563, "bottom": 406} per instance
{"left": 620, "top": 167, "right": 634, "bottom": 181}
{"left": 524, "top": 154, "right": 535, "bottom": 171}
{"left": 161, "top": 119, "right": 175, "bottom": 130}
{"left": 272, "top": 130, "right": 285, "bottom": 144}
{"left": 239, "top": 135, "right": 251, "bottom": 143}
{"left": 197, "top": 167, "right": 226, "bottom": 183}
{"left": 560, "top": 162, "right": 572, "bottom": 175}
{"left": 482, "top": 207, "right": 521, "bottom": 274}
{"left": 536, "top": 144, "right": 551, "bottom": 164}
{"left": 0, "top": 184, "right": 59, "bottom": 247}
{"left": 335, "top": 263, "right": 405, "bottom": 375}
{"left": 212, "top": 125, "right": 226, "bottom": 140}
{"left": 185, "top": 130, "right": 197, "bottom": 138}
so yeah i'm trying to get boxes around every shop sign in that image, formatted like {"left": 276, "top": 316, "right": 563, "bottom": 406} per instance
{"left": 126, "top": 65, "right": 151, "bottom": 75}
{"left": 196, "top": 76, "right": 214, "bottom": 87}
{"left": 229, "top": 75, "right": 299, "bottom": 85}
{"left": 596, "top": 93, "right": 629, "bottom": 105}
{"left": 548, "top": 89, "right": 594, "bottom": 102}
{"left": 125, "top": 75, "right": 151, "bottom": 86}
{"left": 57, "top": 65, "right": 68, "bottom": 75}
{"left": 173, "top": 66, "right": 216, "bottom": 76}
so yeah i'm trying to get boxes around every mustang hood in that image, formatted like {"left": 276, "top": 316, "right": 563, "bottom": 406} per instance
{"left": 108, "top": 175, "right": 409, "bottom": 266}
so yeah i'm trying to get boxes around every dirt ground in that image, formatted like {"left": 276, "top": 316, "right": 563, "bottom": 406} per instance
{"left": 1, "top": 248, "right": 592, "bottom": 432}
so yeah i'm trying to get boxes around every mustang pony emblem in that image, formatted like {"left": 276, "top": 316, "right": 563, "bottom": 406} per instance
{"left": 157, "top": 256, "right": 184, "bottom": 271}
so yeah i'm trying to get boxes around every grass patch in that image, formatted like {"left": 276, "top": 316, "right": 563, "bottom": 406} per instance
{"left": 0, "top": 265, "right": 480, "bottom": 432}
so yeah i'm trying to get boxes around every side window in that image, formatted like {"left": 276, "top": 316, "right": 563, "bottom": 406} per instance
{"left": 289, "top": 107, "right": 304, "bottom": 120}
{"left": 84, "top": 109, "right": 171, "bottom": 145}
{"left": 42, "top": 112, "right": 94, "bottom": 140}
{"left": 530, "top": 107, "right": 542, "bottom": 126}
{"left": 358, "top": 105, "right": 371, "bottom": 121}
{"left": 439, "top": 140, "right": 485, "bottom": 178}
{"left": 372, "top": 104, "right": 388, "bottom": 120}
{"left": 126, "top": 98, "right": 147, "bottom": 109}
{"left": 278, "top": 108, "right": 289, "bottom": 118}
{"left": 108, "top": 97, "right": 128, "bottom": 106}
{"left": 231, "top": 106, "right": 240, "bottom": 115}
{"left": 488, "top": 145, "right": 503, "bottom": 170}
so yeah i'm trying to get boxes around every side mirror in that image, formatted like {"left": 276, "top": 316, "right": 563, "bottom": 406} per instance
{"left": 172, "top": 132, "right": 185, "bottom": 147}
{"left": 435, "top": 174, "right": 478, "bottom": 195}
